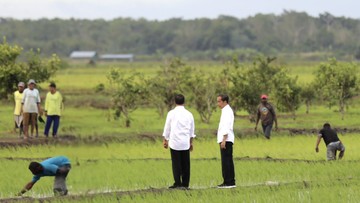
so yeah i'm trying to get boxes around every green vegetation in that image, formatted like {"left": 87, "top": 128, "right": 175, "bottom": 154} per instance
{"left": 0, "top": 59, "right": 360, "bottom": 202}
{"left": 0, "top": 135, "right": 360, "bottom": 201}
{"left": 0, "top": 39, "right": 60, "bottom": 98}
{"left": 1, "top": 12, "right": 360, "bottom": 60}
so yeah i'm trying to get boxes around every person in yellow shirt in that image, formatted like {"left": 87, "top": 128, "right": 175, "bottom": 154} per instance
{"left": 14, "top": 82, "right": 25, "bottom": 137}
{"left": 44, "top": 83, "right": 63, "bottom": 138}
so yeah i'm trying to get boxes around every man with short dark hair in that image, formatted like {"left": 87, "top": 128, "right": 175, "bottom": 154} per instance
{"left": 163, "top": 94, "right": 196, "bottom": 189}
{"left": 18, "top": 156, "right": 71, "bottom": 196}
{"left": 44, "top": 82, "right": 63, "bottom": 138}
{"left": 316, "top": 123, "right": 345, "bottom": 160}
{"left": 216, "top": 94, "right": 236, "bottom": 189}
{"left": 255, "top": 94, "right": 278, "bottom": 139}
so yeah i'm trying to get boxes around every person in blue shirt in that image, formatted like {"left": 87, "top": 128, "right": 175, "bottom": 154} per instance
{"left": 18, "top": 156, "right": 71, "bottom": 196}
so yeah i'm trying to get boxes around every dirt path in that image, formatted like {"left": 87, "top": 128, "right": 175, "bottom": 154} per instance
{"left": 1, "top": 177, "right": 356, "bottom": 202}
{"left": 0, "top": 156, "right": 330, "bottom": 163}
{"left": 1, "top": 126, "right": 359, "bottom": 147}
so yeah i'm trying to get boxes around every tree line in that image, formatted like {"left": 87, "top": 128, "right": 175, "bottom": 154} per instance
{"left": 108, "top": 57, "right": 359, "bottom": 127}
{"left": 0, "top": 39, "right": 61, "bottom": 99}
{"left": 1, "top": 11, "right": 360, "bottom": 60}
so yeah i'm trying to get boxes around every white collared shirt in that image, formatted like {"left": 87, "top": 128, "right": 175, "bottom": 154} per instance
{"left": 217, "top": 104, "right": 235, "bottom": 143}
{"left": 162, "top": 106, "right": 196, "bottom": 150}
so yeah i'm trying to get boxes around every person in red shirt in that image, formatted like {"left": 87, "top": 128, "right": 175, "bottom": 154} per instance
{"left": 255, "top": 94, "right": 278, "bottom": 139}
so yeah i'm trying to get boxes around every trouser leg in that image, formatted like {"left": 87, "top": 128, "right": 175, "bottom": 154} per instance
{"left": 53, "top": 165, "right": 70, "bottom": 196}
{"left": 44, "top": 116, "right": 53, "bottom": 136}
{"left": 180, "top": 150, "right": 190, "bottom": 187}
{"left": 220, "top": 142, "right": 235, "bottom": 185}
{"left": 54, "top": 175, "right": 67, "bottom": 196}
{"left": 338, "top": 142, "right": 345, "bottom": 160}
{"left": 52, "top": 116, "right": 60, "bottom": 136}
{"left": 170, "top": 148, "right": 182, "bottom": 186}
{"left": 263, "top": 124, "right": 273, "bottom": 139}
{"left": 326, "top": 144, "right": 336, "bottom": 161}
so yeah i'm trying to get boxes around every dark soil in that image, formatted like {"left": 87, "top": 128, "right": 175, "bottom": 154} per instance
{"left": 1, "top": 177, "right": 357, "bottom": 202}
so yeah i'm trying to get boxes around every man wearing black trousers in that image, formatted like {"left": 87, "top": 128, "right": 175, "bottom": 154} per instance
{"left": 217, "top": 94, "right": 236, "bottom": 188}
{"left": 163, "top": 94, "right": 196, "bottom": 189}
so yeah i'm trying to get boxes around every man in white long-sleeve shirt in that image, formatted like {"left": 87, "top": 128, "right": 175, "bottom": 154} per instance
{"left": 162, "top": 94, "right": 196, "bottom": 189}
{"left": 216, "top": 94, "right": 236, "bottom": 189}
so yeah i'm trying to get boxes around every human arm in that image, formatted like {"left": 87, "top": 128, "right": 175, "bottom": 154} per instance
{"left": 20, "top": 104, "right": 24, "bottom": 115}
{"left": 44, "top": 93, "right": 48, "bottom": 116}
{"left": 220, "top": 135, "right": 228, "bottom": 149}
{"left": 190, "top": 137, "right": 194, "bottom": 152}
{"left": 189, "top": 115, "right": 196, "bottom": 152}
{"left": 162, "top": 112, "right": 172, "bottom": 149}
{"left": 37, "top": 103, "right": 43, "bottom": 116}
{"left": 255, "top": 108, "right": 260, "bottom": 131}
{"left": 37, "top": 91, "right": 43, "bottom": 116}
{"left": 18, "top": 181, "right": 36, "bottom": 196}
{"left": 60, "top": 93, "right": 64, "bottom": 112}
{"left": 20, "top": 91, "right": 26, "bottom": 114}
{"left": 315, "top": 135, "right": 322, "bottom": 152}
{"left": 270, "top": 106, "right": 278, "bottom": 131}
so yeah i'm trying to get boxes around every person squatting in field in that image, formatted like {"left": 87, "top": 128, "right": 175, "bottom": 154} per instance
{"left": 316, "top": 123, "right": 345, "bottom": 161}
{"left": 19, "top": 156, "right": 71, "bottom": 196}
{"left": 216, "top": 94, "right": 236, "bottom": 189}
{"left": 14, "top": 82, "right": 25, "bottom": 137}
{"left": 255, "top": 94, "right": 278, "bottom": 139}
{"left": 162, "top": 94, "right": 196, "bottom": 189}
{"left": 44, "top": 82, "right": 64, "bottom": 138}
{"left": 21, "top": 79, "right": 42, "bottom": 139}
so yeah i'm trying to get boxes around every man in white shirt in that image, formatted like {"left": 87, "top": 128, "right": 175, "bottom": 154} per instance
{"left": 216, "top": 94, "right": 236, "bottom": 188}
{"left": 163, "top": 94, "right": 196, "bottom": 189}
{"left": 21, "top": 79, "right": 42, "bottom": 139}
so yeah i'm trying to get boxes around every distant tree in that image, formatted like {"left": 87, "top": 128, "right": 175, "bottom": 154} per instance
{"left": 107, "top": 69, "right": 147, "bottom": 127}
{"left": 147, "top": 58, "right": 192, "bottom": 117}
{"left": 314, "top": 58, "right": 359, "bottom": 120}
{"left": 0, "top": 38, "right": 60, "bottom": 99}
{"left": 272, "top": 69, "right": 302, "bottom": 120}
{"left": 188, "top": 72, "right": 219, "bottom": 123}
{"left": 226, "top": 56, "right": 280, "bottom": 120}
{"left": 300, "top": 83, "right": 316, "bottom": 114}
{"left": 2, "top": 13, "right": 360, "bottom": 59}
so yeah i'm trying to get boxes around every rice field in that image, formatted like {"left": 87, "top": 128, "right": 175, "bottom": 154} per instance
{"left": 1, "top": 61, "right": 360, "bottom": 202}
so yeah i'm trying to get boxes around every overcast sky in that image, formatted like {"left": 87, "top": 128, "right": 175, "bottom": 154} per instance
{"left": 0, "top": 0, "right": 359, "bottom": 20}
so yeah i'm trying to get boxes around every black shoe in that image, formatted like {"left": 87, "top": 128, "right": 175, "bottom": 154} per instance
{"left": 169, "top": 184, "right": 181, "bottom": 189}
{"left": 217, "top": 183, "right": 236, "bottom": 189}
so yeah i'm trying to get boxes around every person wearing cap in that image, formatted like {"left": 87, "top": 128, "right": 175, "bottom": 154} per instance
{"left": 44, "top": 82, "right": 63, "bottom": 138}
{"left": 255, "top": 94, "right": 278, "bottom": 139}
{"left": 316, "top": 123, "right": 345, "bottom": 160}
{"left": 14, "top": 82, "right": 25, "bottom": 137}
{"left": 18, "top": 156, "right": 71, "bottom": 196}
{"left": 162, "top": 94, "right": 195, "bottom": 189}
{"left": 21, "top": 79, "right": 42, "bottom": 139}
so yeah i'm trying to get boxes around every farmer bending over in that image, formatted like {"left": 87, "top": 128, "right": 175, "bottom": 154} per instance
{"left": 315, "top": 123, "right": 345, "bottom": 161}
{"left": 18, "top": 156, "right": 71, "bottom": 196}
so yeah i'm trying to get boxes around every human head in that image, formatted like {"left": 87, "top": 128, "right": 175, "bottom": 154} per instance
{"left": 49, "top": 82, "right": 56, "bottom": 93}
{"left": 217, "top": 94, "right": 229, "bottom": 109}
{"left": 175, "top": 94, "right": 185, "bottom": 105}
{"left": 18, "top": 82, "right": 25, "bottom": 92}
{"left": 323, "top": 123, "right": 331, "bottom": 129}
{"left": 28, "top": 79, "right": 36, "bottom": 90}
{"left": 28, "top": 162, "right": 44, "bottom": 175}
{"left": 261, "top": 94, "right": 268, "bottom": 104}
